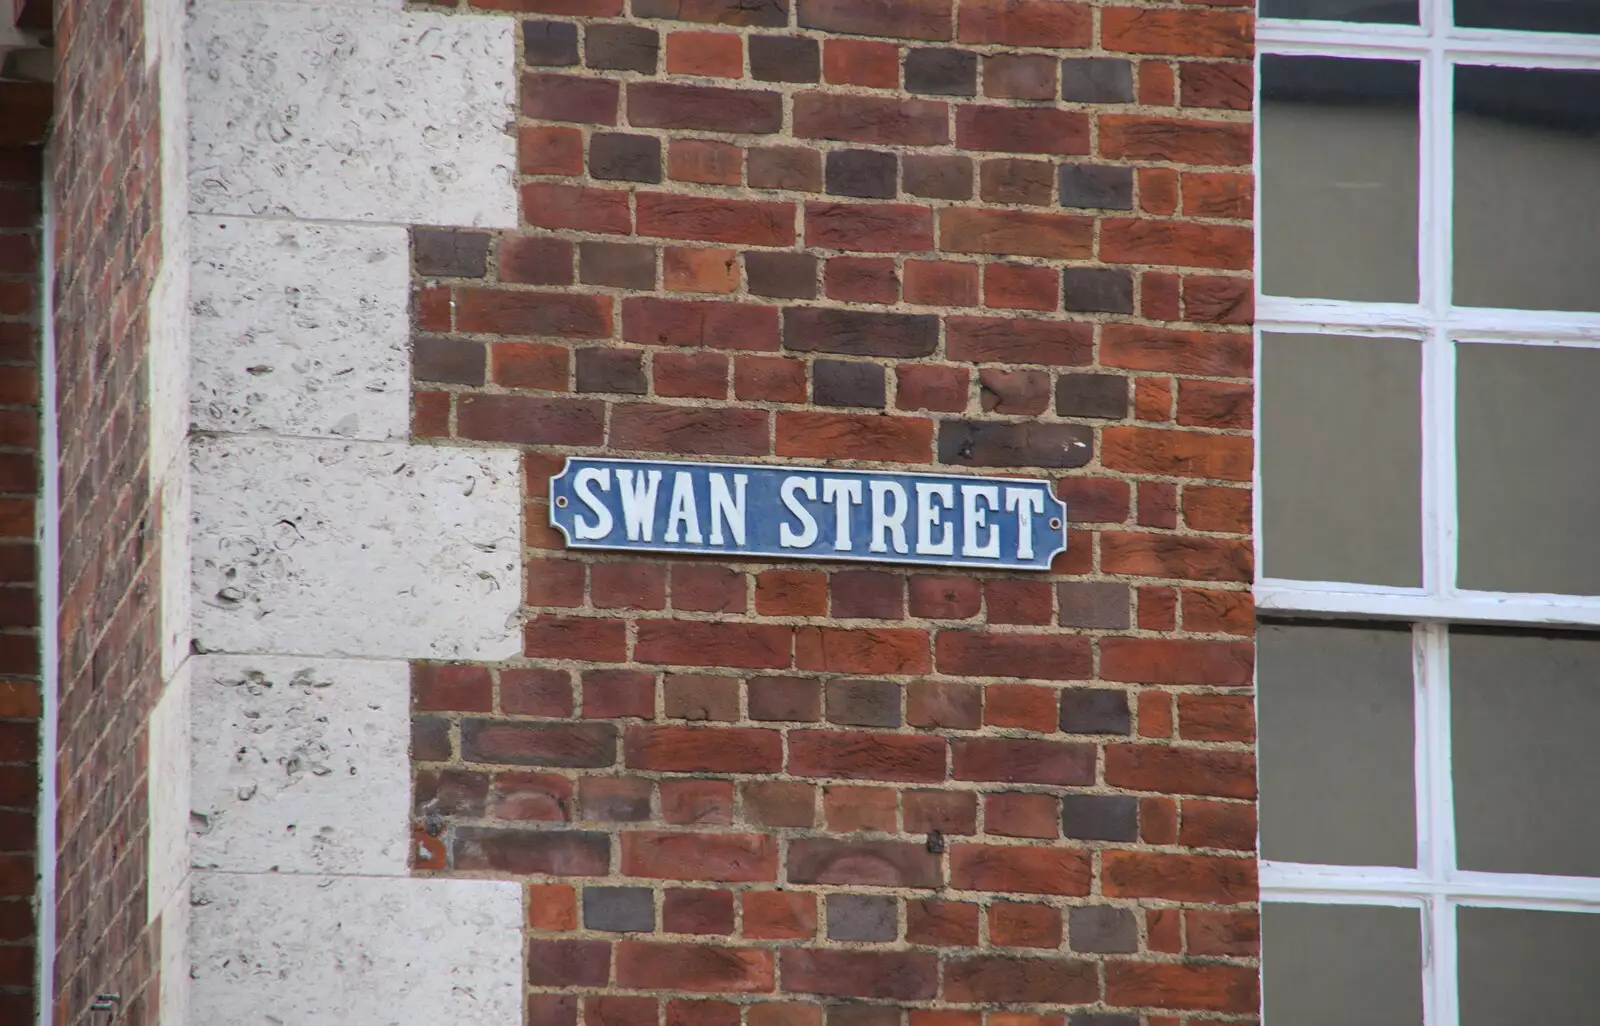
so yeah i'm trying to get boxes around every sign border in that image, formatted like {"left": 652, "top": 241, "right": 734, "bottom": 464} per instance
{"left": 547, "top": 456, "right": 1069, "bottom": 572}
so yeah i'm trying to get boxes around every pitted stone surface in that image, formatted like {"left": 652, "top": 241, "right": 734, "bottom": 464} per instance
{"left": 190, "top": 436, "right": 522, "bottom": 660}
{"left": 187, "top": 3, "right": 516, "bottom": 226}
{"left": 190, "top": 218, "right": 411, "bottom": 440}
{"left": 189, "top": 655, "right": 410, "bottom": 874}
{"left": 190, "top": 872, "right": 523, "bottom": 1025}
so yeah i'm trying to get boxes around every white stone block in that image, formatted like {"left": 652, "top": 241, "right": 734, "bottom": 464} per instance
{"left": 190, "top": 873, "right": 523, "bottom": 1026}
{"left": 148, "top": 660, "right": 193, "bottom": 925}
{"left": 189, "top": 655, "right": 410, "bottom": 875}
{"left": 187, "top": 3, "right": 517, "bottom": 227}
{"left": 190, "top": 436, "right": 522, "bottom": 660}
{"left": 190, "top": 218, "right": 410, "bottom": 441}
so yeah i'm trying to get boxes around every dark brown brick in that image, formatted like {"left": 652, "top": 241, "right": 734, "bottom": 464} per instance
{"left": 525, "top": 20, "right": 580, "bottom": 66}
{"left": 629, "top": 82, "right": 783, "bottom": 134}
{"left": 455, "top": 826, "right": 611, "bottom": 876}
{"left": 788, "top": 838, "right": 941, "bottom": 887}
{"left": 1061, "top": 58, "right": 1134, "bottom": 102}
{"left": 1062, "top": 267, "right": 1134, "bottom": 313}
{"left": 589, "top": 133, "right": 662, "bottom": 184}
{"left": 501, "top": 236, "right": 574, "bottom": 286}
{"left": 587, "top": 23, "right": 659, "bottom": 72}
{"left": 794, "top": 93, "right": 950, "bottom": 147}
{"left": 745, "top": 252, "right": 818, "bottom": 300}
{"left": 748, "top": 677, "right": 822, "bottom": 722}
{"left": 825, "top": 679, "right": 901, "bottom": 728}
{"left": 414, "top": 228, "right": 490, "bottom": 277}
{"left": 413, "top": 335, "right": 485, "bottom": 385}
{"left": 461, "top": 720, "right": 618, "bottom": 767}
{"left": 1056, "top": 373, "right": 1129, "bottom": 419}
{"left": 634, "top": 0, "right": 790, "bottom": 27}
{"left": 581, "top": 241, "right": 657, "bottom": 290}
{"left": 906, "top": 48, "right": 977, "bottom": 96}
{"left": 825, "top": 150, "right": 898, "bottom": 200}
{"left": 784, "top": 308, "right": 938, "bottom": 359}
{"left": 749, "top": 35, "right": 820, "bottom": 82}
{"left": 1059, "top": 688, "right": 1132, "bottom": 734}
{"left": 903, "top": 154, "right": 973, "bottom": 200}
{"left": 985, "top": 54, "right": 1058, "bottom": 100}
{"left": 749, "top": 146, "right": 823, "bottom": 192}
{"left": 576, "top": 348, "right": 648, "bottom": 394}
{"left": 458, "top": 394, "right": 605, "bottom": 446}
{"left": 980, "top": 159, "right": 1054, "bottom": 206}
{"left": 812, "top": 359, "right": 886, "bottom": 408}
{"left": 523, "top": 73, "right": 620, "bottom": 125}
{"left": 938, "top": 421, "right": 1094, "bottom": 468}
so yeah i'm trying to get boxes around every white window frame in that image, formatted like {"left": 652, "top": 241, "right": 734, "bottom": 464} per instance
{"left": 1255, "top": 0, "right": 1600, "bottom": 629}
{"left": 1255, "top": 3, "right": 1600, "bottom": 1023}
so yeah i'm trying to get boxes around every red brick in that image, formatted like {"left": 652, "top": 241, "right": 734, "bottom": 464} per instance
{"left": 983, "top": 681, "right": 1056, "bottom": 728}
{"left": 824, "top": 785, "right": 898, "bottom": 832}
{"left": 983, "top": 265, "right": 1058, "bottom": 312}
{"left": 1140, "top": 60, "right": 1176, "bottom": 106}
{"left": 1101, "top": 637, "right": 1253, "bottom": 687}
{"left": 524, "top": 182, "right": 633, "bottom": 234}
{"left": 936, "top": 631, "right": 1090, "bottom": 680}
{"left": 958, "top": 0, "right": 1091, "bottom": 46}
{"left": 904, "top": 790, "right": 977, "bottom": 834}
{"left": 1103, "top": 850, "right": 1255, "bottom": 903}
{"left": 1105, "top": 744, "right": 1256, "bottom": 800}
{"left": 1136, "top": 689, "right": 1174, "bottom": 739}
{"left": 1185, "top": 908, "right": 1260, "bottom": 955}
{"left": 591, "top": 562, "right": 667, "bottom": 610}
{"left": 666, "top": 30, "right": 744, "bottom": 77}
{"left": 623, "top": 831, "right": 778, "bottom": 882}
{"left": 665, "top": 246, "right": 739, "bottom": 294}
{"left": 953, "top": 738, "right": 1093, "bottom": 786}
{"left": 939, "top": 209, "right": 1093, "bottom": 259}
{"left": 907, "top": 899, "right": 980, "bottom": 946}
{"left": 584, "top": 669, "right": 657, "bottom": 719}
{"left": 777, "top": 412, "right": 933, "bottom": 464}
{"left": 943, "top": 955, "right": 1097, "bottom": 1003}
{"left": 1183, "top": 485, "right": 1250, "bottom": 533}
{"left": 587, "top": 997, "right": 657, "bottom": 1026}
{"left": 798, "top": 0, "right": 954, "bottom": 41}
{"left": 822, "top": 39, "right": 900, "bottom": 88}
{"left": 788, "top": 730, "right": 947, "bottom": 783}
{"left": 1183, "top": 171, "right": 1252, "bottom": 218}
{"left": 1056, "top": 477, "right": 1130, "bottom": 524}
{"left": 623, "top": 297, "right": 782, "bottom": 352}
{"left": 1102, "top": 324, "right": 1251, "bottom": 378}
{"left": 457, "top": 288, "right": 613, "bottom": 339}
{"left": 1102, "top": 426, "right": 1251, "bottom": 481}
{"left": 664, "top": 674, "right": 740, "bottom": 721}
{"left": 1100, "top": 115, "right": 1252, "bottom": 167}
{"left": 984, "top": 792, "right": 1059, "bottom": 839}
{"left": 793, "top": 93, "right": 950, "bottom": 146}
{"left": 528, "top": 883, "right": 579, "bottom": 930}
{"left": 957, "top": 106, "right": 1089, "bottom": 156}
{"left": 611, "top": 403, "right": 769, "bottom": 456}
{"left": 661, "top": 781, "right": 735, "bottom": 828}
{"left": 989, "top": 903, "right": 1062, "bottom": 948}
{"left": 617, "top": 942, "right": 775, "bottom": 993}
{"left": 825, "top": 257, "right": 899, "bottom": 303}
{"left": 743, "top": 780, "right": 817, "bottom": 826}
{"left": 1102, "top": 218, "right": 1253, "bottom": 271}
{"left": 1183, "top": 275, "right": 1254, "bottom": 326}
{"left": 523, "top": 73, "right": 620, "bottom": 124}
{"left": 1182, "top": 62, "right": 1253, "bottom": 110}
{"left": 527, "top": 939, "right": 611, "bottom": 986}
{"left": 1181, "top": 587, "right": 1252, "bottom": 635}
{"left": 1142, "top": 271, "right": 1182, "bottom": 320}
{"left": 896, "top": 364, "right": 969, "bottom": 413}
{"left": 501, "top": 668, "right": 574, "bottom": 717}
{"left": 903, "top": 260, "right": 979, "bottom": 306}
{"left": 906, "top": 680, "right": 981, "bottom": 728}
{"left": 750, "top": 1005, "right": 821, "bottom": 1026}
{"left": 1101, "top": 7, "right": 1253, "bottom": 59}
{"left": 626, "top": 725, "right": 784, "bottom": 773}
{"left": 945, "top": 317, "right": 1092, "bottom": 366}
{"left": 490, "top": 772, "right": 575, "bottom": 821}
{"left": 781, "top": 949, "right": 938, "bottom": 1001}
{"left": 669, "top": 140, "right": 744, "bottom": 186}
{"left": 525, "top": 616, "right": 628, "bottom": 660}
{"left": 796, "top": 626, "right": 931, "bottom": 674}
{"left": 524, "top": 556, "right": 584, "bottom": 609}
{"left": 670, "top": 564, "right": 747, "bottom": 612}
{"left": 736, "top": 355, "right": 808, "bottom": 401}
{"left": 743, "top": 891, "right": 817, "bottom": 939}
{"left": 521, "top": 125, "right": 584, "bottom": 175}
{"left": 413, "top": 664, "right": 492, "bottom": 713}
{"left": 492, "top": 342, "right": 568, "bottom": 389}
{"left": 456, "top": 826, "right": 610, "bottom": 875}
{"left": 755, "top": 570, "right": 827, "bottom": 616}
{"left": 950, "top": 844, "right": 1090, "bottom": 896}
{"left": 1141, "top": 796, "right": 1179, "bottom": 844}
{"left": 807, "top": 202, "right": 934, "bottom": 253}
{"left": 1104, "top": 962, "right": 1259, "bottom": 1014}
{"left": 1180, "top": 799, "right": 1256, "bottom": 852}
{"left": 637, "top": 194, "right": 797, "bottom": 247}
{"left": 1102, "top": 532, "right": 1252, "bottom": 583}
{"left": 1178, "top": 693, "right": 1255, "bottom": 741}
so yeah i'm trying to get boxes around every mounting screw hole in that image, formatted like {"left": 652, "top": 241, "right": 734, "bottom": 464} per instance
{"left": 555, "top": 496, "right": 569, "bottom": 508}
{"left": 1049, "top": 518, "right": 1062, "bottom": 530}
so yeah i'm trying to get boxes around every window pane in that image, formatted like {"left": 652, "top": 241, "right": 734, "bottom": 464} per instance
{"left": 1456, "top": 342, "right": 1600, "bottom": 595}
{"left": 1454, "top": 65, "right": 1600, "bottom": 311}
{"left": 1263, "top": 904, "right": 1424, "bottom": 1026}
{"left": 1258, "top": 623, "right": 1417, "bottom": 867}
{"left": 1458, "top": 907, "right": 1600, "bottom": 1026}
{"left": 1452, "top": 629, "right": 1600, "bottom": 877}
{"left": 1261, "top": 56, "right": 1420, "bottom": 302}
{"left": 1455, "top": 0, "right": 1600, "bottom": 34}
{"left": 1261, "top": 332, "right": 1422, "bottom": 588}
{"left": 1261, "top": 0, "right": 1418, "bottom": 24}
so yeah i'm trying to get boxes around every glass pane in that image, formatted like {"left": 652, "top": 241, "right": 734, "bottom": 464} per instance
{"left": 1261, "top": 0, "right": 1418, "bottom": 23}
{"left": 1456, "top": 0, "right": 1600, "bottom": 34}
{"left": 1261, "top": 56, "right": 1420, "bottom": 302}
{"left": 1454, "top": 65, "right": 1600, "bottom": 311}
{"left": 1459, "top": 907, "right": 1600, "bottom": 1026}
{"left": 1263, "top": 904, "right": 1424, "bottom": 1026}
{"left": 1456, "top": 342, "right": 1600, "bottom": 595}
{"left": 1452, "top": 629, "right": 1600, "bottom": 877}
{"left": 1258, "top": 623, "right": 1417, "bottom": 867}
{"left": 1261, "top": 333, "right": 1423, "bottom": 588}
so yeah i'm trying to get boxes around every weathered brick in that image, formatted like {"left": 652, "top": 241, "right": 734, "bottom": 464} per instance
{"left": 1100, "top": 116, "right": 1252, "bottom": 166}
{"left": 1058, "top": 163, "right": 1133, "bottom": 210}
{"left": 807, "top": 202, "right": 933, "bottom": 252}
{"left": 617, "top": 942, "right": 775, "bottom": 993}
{"left": 944, "top": 955, "right": 1097, "bottom": 1003}
{"left": 611, "top": 404, "right": 769, "bottom": 456}
{"left": 903, "top": 154, "right": 973, "bottom": 200}
{"left": 788, "top": 731, "right": 946, "bottom": 783}
{"left": 456, "top": 827, "right": 611, "bottom": 876}
{"left": 946, "top": 316, "right": 1092, "bottom": 366}
{"left": 781, "top": 949, "right": 939, "bottom": 1001}
{"left": 985, "top": 54, "right": 1058, "bottom": 101}
{"left": 624, "top": 831, "right": 778, "bottom": 882}
{"left": 794, "top": 94, "right": 950, "bottom": 146}
{"left": 1101, "top": 7, "right": 1253, "bottom": 59}
{"left": 1105, "top": 744, "right": 1256, "bottom": 800}
{"left": 523, "top": 73, "right": 620, "bottom": 124}
{"left": 587, "top": 23, "right": 659, "bottom": 71}
{"left": 937, "top": 421, "right": 1093, "bottom": 469}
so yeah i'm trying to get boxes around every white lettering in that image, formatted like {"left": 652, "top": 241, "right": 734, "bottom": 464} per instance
{"left": 961, "top": 484, "right": 1000, "bottom": 558}
{"left": 779, "top": 476, "right": 819, "bottom": 548}
{"left": 1005, "top": 487, "right": 1046, "bottom": 561}
{"left": 821, "top": 478, "right": 864, "bottom": 552}
{"left": 869, "top": 481, "right": 910, "bottom": 554}
{"left": 616, "top": 468, "right": 663, "bottom": 542}
{"left": 664, "top": 471, "right": 703, "bottom": 544}
{"left": 709, "top": 473, "right": 747, "bottom": 546}
{"left": 914, "top": 482, "right": 954, "bottom": 556}
{"left": 572, "top": 467, "right": 613, "bottom": 540}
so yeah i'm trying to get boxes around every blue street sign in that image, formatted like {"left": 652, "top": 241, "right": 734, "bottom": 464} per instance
{"left": 549, "top": 457, "right": 1067, "bottom": 571}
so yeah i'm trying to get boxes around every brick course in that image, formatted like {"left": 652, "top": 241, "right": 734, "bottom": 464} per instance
{"left": 415, "top": 0, "right": 1255, "bottom": 1020}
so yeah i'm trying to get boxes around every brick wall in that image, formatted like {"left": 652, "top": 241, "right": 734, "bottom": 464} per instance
{"left": 49, "top": 0, "right": 165, "bottom": 1022}
{"left": 0, "top": 134, "right": 43, "bottom": 1026}
{"left": 412, "top": 0, "right": 1258, "bottom": 1023}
